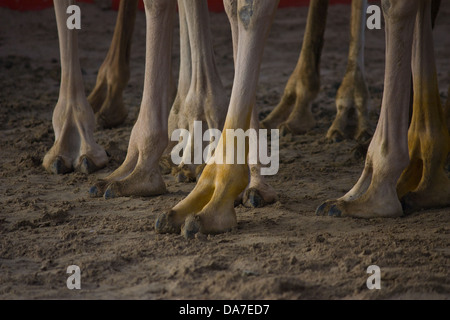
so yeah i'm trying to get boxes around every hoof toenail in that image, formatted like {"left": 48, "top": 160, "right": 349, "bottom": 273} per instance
{"left": 77, "top": 155, "right": 102, "bottom": 174}
{"left": 328, "top": 205, "right": 342, "bottom": 217}
{"left": 51, "top": 156, "right": 71, "bottom": 175}
{"left": 246, "top": 189, "right": 264, "bottom": 208}
{"left": 104, "top": 187, "right": 115, "bottom": 200}
{"left": 89, "top": 186, "right": 98, "bottom": 198}
{"left": 182, "top": 216, "right": 200, "bottom": 240}
{"left": 315, "top": 202, "right": 327, "bottom": 216}
{"left": 155, "top": 212, "right": 168, "bottom": 232}
{"left": 155, "top": 211, "right": 180, "bottom": 234}
{"left": 78, "top": 156, "right": 91, "bottom": 174}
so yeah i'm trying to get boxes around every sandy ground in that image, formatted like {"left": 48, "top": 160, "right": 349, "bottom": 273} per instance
{"left": 0, "top": 1, "right": 449, "bottom": 300}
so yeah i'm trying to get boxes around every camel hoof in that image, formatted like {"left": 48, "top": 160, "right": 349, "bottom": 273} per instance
{"left": 329, "top": 131, "right": 344, "bottom": 143}
{"left": 77, "top": 155, "right": 100, "bottom": 174}
{"left": 279, "top": 123, "right": 291, "bottom": 137}
{"left": 89, "top": 185, "right": 100, "bottom": 198}
{"left": 155, "top": 211, "right": 180, "bottom": 234}
{"left": 49, "top": 156, "right": 72, "bottom": 175}
{"left": 243, "top": 189, "right": 265, "bottom": 208}
{"left": 181, "top": 215, "right": 200, "bottom": 240}
{"left": 328, "top": 205, "right": 342, "bottom": 217}
{"left": 315, "top": 202, "right": 328, "bottom": 216}
{"left": 104, "top": 186, "right": 117, "bottom": 200}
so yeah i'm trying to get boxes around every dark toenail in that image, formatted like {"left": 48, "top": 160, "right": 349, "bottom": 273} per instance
{"left": 51, "top": 156, "right": 71, "bottom": 175}
{"left": 248, "top": 190, "right": 264, "bottom": 208}
{"left": 51, "top": 159, "right": 61, "bottom": 174}
{"left": 315, "top": 202, "right": 327, "bottom": 216}
{"left": 79, "top": 156, "right": 90, "bottom": 174}
{"left": 155, "top": 211, "right": 180, "bottom": 234}
{"left": 328, "top": 205, "right": 342, "bottom": 217}
{"left": 155, "top": 212, "right": 167, "bottom": 231}
{"left": 89, "top": 186, "right": 98, "bottom": 197}
{"left": 182, "top": 217, "right": 200, "bottom": 240}
{"left": 104, "top": 187, "right": 115, "bottom": 200}
{"left": 78, "top": 155, "right": 101, "bottom": 174}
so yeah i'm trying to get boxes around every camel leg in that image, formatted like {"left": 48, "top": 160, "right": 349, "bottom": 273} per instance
{"left": 224, "top": 0, "right": 278, "bottom": 209}
{"left": 156, "top": 0, "right": 279, "bottom": 238}
{"left": 89, "top": 0, "right": 176, "bottom": 198}
{"left": 316, "top": 0, "right": 419, "bottom": 218}
{"left": 159, "top": 0, "right": 192, "bottom": 175}
{"left": 163, "top": 0, "right": 192, "bottom": 172}
{"left": 261, "top": 0, "right": 328, "bottom": 135}
{"left": 88, "top": 0, "right": 138, "bottom": 128}
{"left": 242, "top": 108, "right": 279, "bottom": 208}
{"left": 43, "top": 0, "right": 108, "bottom": 174}
{"left": 396, "top": 0, "right": 450, "bottom": 213}
{"left": 170, "top": 0, "right": 229, "bottom": 183}
{"left": 327, "top": 0, "right": 371, "bottom": 143}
